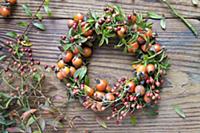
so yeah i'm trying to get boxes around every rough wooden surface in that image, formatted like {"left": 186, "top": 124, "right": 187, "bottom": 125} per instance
{"left": 0, "top": 0, "right": 200, "bottom": 133}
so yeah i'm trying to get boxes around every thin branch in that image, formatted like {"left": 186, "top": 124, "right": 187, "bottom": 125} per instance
{"left": 161, "top": 0, "right": 199, "bottom": 37}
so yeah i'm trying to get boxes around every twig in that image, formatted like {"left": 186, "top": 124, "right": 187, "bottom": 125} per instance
{"left": 22, "top": 0, "right": 46, "bottom": 36}
{"left": 161, "top": 0, "right": 199, "bottom": 37}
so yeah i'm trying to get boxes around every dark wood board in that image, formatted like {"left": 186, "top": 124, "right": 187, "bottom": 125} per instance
{"left": 0, "top": 0, "right": 200, "bottom": 133}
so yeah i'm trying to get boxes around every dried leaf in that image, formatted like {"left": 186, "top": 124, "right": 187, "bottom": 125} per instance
{"left": 21, "top": 109, "right": 37, "bottom": 121}
{"left": 20, "top": 41, "right": 32, "bottom": 47}
{"left": 130, "top": 116, "right": 137, "bottom": 125}
{"left": 173, "top": 105, "right": 186, "bottom": 118}
{"left": 32, "top": 22, "right": 45, "bottom": 30}
{"left": 96, "top": 117, "right": 107, "bottom": 129}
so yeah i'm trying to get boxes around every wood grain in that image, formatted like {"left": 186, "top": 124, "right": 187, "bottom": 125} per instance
{"left": 0, "top": 1, "right": 200, "bottom": 132}
{"left": 0, "top": 0, "right": 200, "bottom": 19}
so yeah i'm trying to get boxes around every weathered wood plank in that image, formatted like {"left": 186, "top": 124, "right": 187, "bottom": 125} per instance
{"left": 0, "top": 18, "right": 200, "bottom": 132}
{"left": 0, "top": 0, "right": 200, "bottom": 18}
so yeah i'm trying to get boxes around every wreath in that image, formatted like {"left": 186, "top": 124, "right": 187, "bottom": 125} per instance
{"left": 56, "top": 5, "right": 170, "bottom": 121}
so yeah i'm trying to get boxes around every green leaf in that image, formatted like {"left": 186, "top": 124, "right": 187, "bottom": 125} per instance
{"left": 130, "top": 116, "right": 137, "bottom": 125}
{"left": 33, "top": 73, "right": 41, "bottom": 82}
{"left": 22, "top": 4, "right": 32, "bottom": 17}
{"left": 32, "top": 22, "right": 45, "bottom": 30}
{"left": 43, "top": 5, "right": 52, "bottom": 16}
{"left": 74, "top": 66, "right": 87, "bottom": 81}
{"left": 84, "top": 75, "right": 90, "bottom": 86}
{"left": 173, "top": 105, "right": 186, "bottom": 118}
{"left": 63, "top": 43, "right": 73, "bottom": 51}
{"left": 147, "top": 11, "right": 162, "bottom": 19}
{"left": 96, "top": 117, "right": 107, "bottom": 129}
{"left": 192, "top": 0, "right": 198, "bottom": 6}
{"left": 38, "top": 118, "right": 45, "bottom": 131}
{"left": 98, "top": 35, "right": 105, "bottom": 46}
{"left": 160, "top": 17, "right": 166, "bottom": 30}
{"left": 6, "top": 31, "right": 17, "bottom": 38}
{"left": 17, "top": 22, "right": 29, "bottom": 27}
{"left": 36, "top": 13, "right": 43, "bottom": 20}
{"left": 26, "top": 116, "right": 36, "bottom": 127}
{"left": 0, "top": 55, "right": 6, "bottom": 61}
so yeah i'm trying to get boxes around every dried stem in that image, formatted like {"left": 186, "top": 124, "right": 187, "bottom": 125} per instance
{"left": 161, "top": 0, "right": 199, "bottom": 37}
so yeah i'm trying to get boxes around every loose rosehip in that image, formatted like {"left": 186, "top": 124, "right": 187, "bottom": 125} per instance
{"left": 144, "top": 93, "right": 151, "bottom": 103}
{"left": 84, "top": 85, "right": 94, "bottom": 97}
{"left": 117, "top": 26, "right": 126, "bottom": 38}
{"left": 64, "top": 51, "right": 73, "bottom": 63}
{"left": 105, "top": 93, "right": 115, "bottom": 101}
{"left": 82, "top": 47, "right": 92, "bottom": 58}
{"left": 126, "top": 81, "right": 136, "bottom": 93}
{"left": 137, "top": 36, "right": 146, "bottom": 45}
{"left": 95, "top": 79, "right": 108, "bottom": 92}
{"left": 73, "top": 13, "right": 84, "bottom": 22}
{"left": 67, "top": 19, "right": 75, "bottom": 28}
{"left": 57, "top": 60, "right": 65, "bottom": 69}
{"left": 146, "top": 64, "right": 155, "bottom": 73}
{"left": 6, "top": 0, "right": 17, "bottom": 5}
{"left": 57, "top": 71, "right": 64, "bottom": 80}
{"left": 154, "top": 43, "right": 161, "bottom": 52}
{"left": 127, "top": 42, "right": 139, "bottom": 53}
{"left": 72, "top": 56, "right": 83, "bottom": 68}
{"left": 135, "top": 85, "right": 145, "bottom": 96}
{"left": 93, "top": 91, "right": 105, "bottom": 100}
{"left": 69, "top": 66, "right": 76, "bottom": 77}
{"left": 141, "top": 44, "right": 151, "bottom": 53}
{"left": 0, "top": 6, "right": 11, "bottom": 17}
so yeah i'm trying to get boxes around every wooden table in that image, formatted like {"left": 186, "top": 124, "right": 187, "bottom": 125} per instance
{"left": 0, "top": 0, "right": 200, "bottom": 132}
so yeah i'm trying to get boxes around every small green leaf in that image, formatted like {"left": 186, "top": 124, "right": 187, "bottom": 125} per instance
{"left": 96, "top": 117, "right": 107, "bottom": 129}
{"left": 36, "top": 13, "right": 43, "bottom": 20}
{"left": 26, "top": 116, "right": 36, "bottom": 127}
{"left": 160, "top": 17, "right": 166, "bottom": 30}
{"left": 192, "top": 0, "right": 198, "bottom": 6}
{"left": 6, "top": 31, "right": 17, "bottom": 38}
{"left": 38, "top": 118, "right": 46, "bottom": 131}
{"left": 32, "top": 22, "right": 45, "bottom": 30}
{"left": 147, "top": 11, "right": 162, "bottom": 19}
{"left": 22, "top": 4, "right": 32, "bottom": 17}
{"left": 0, "top": 55, "right": 6, "bottom": 61}
{"left": 18, "top": 22, "right": 29, "bottom": 27}
{"left": 173, "top": 105, "right": 186, "bottom": 118}
{"left": 63, "top": 43, "right": 73, "bottom": 51}
{"left": 33, "top": 73, "right": 41, "bottom": 82}
{"left": 74, "top": 66, "right": 87, "bottom": 81}
{"left": 130, "top": 116, "right": 137, "bottom": 125}
{"left": 43, "top": 5, "right": 52, "bottom": 16}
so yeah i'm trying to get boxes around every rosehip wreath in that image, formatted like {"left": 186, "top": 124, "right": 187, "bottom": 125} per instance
{"left": 56, "top": 5, "right": 170, "bottom": 121}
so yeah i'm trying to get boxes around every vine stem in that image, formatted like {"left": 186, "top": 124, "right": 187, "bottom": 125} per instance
{"left": 21, "top": 0, "right": 46, "bottom": 36}
{"left": 161, "top": 0, "right": 198, "bottom": 37}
